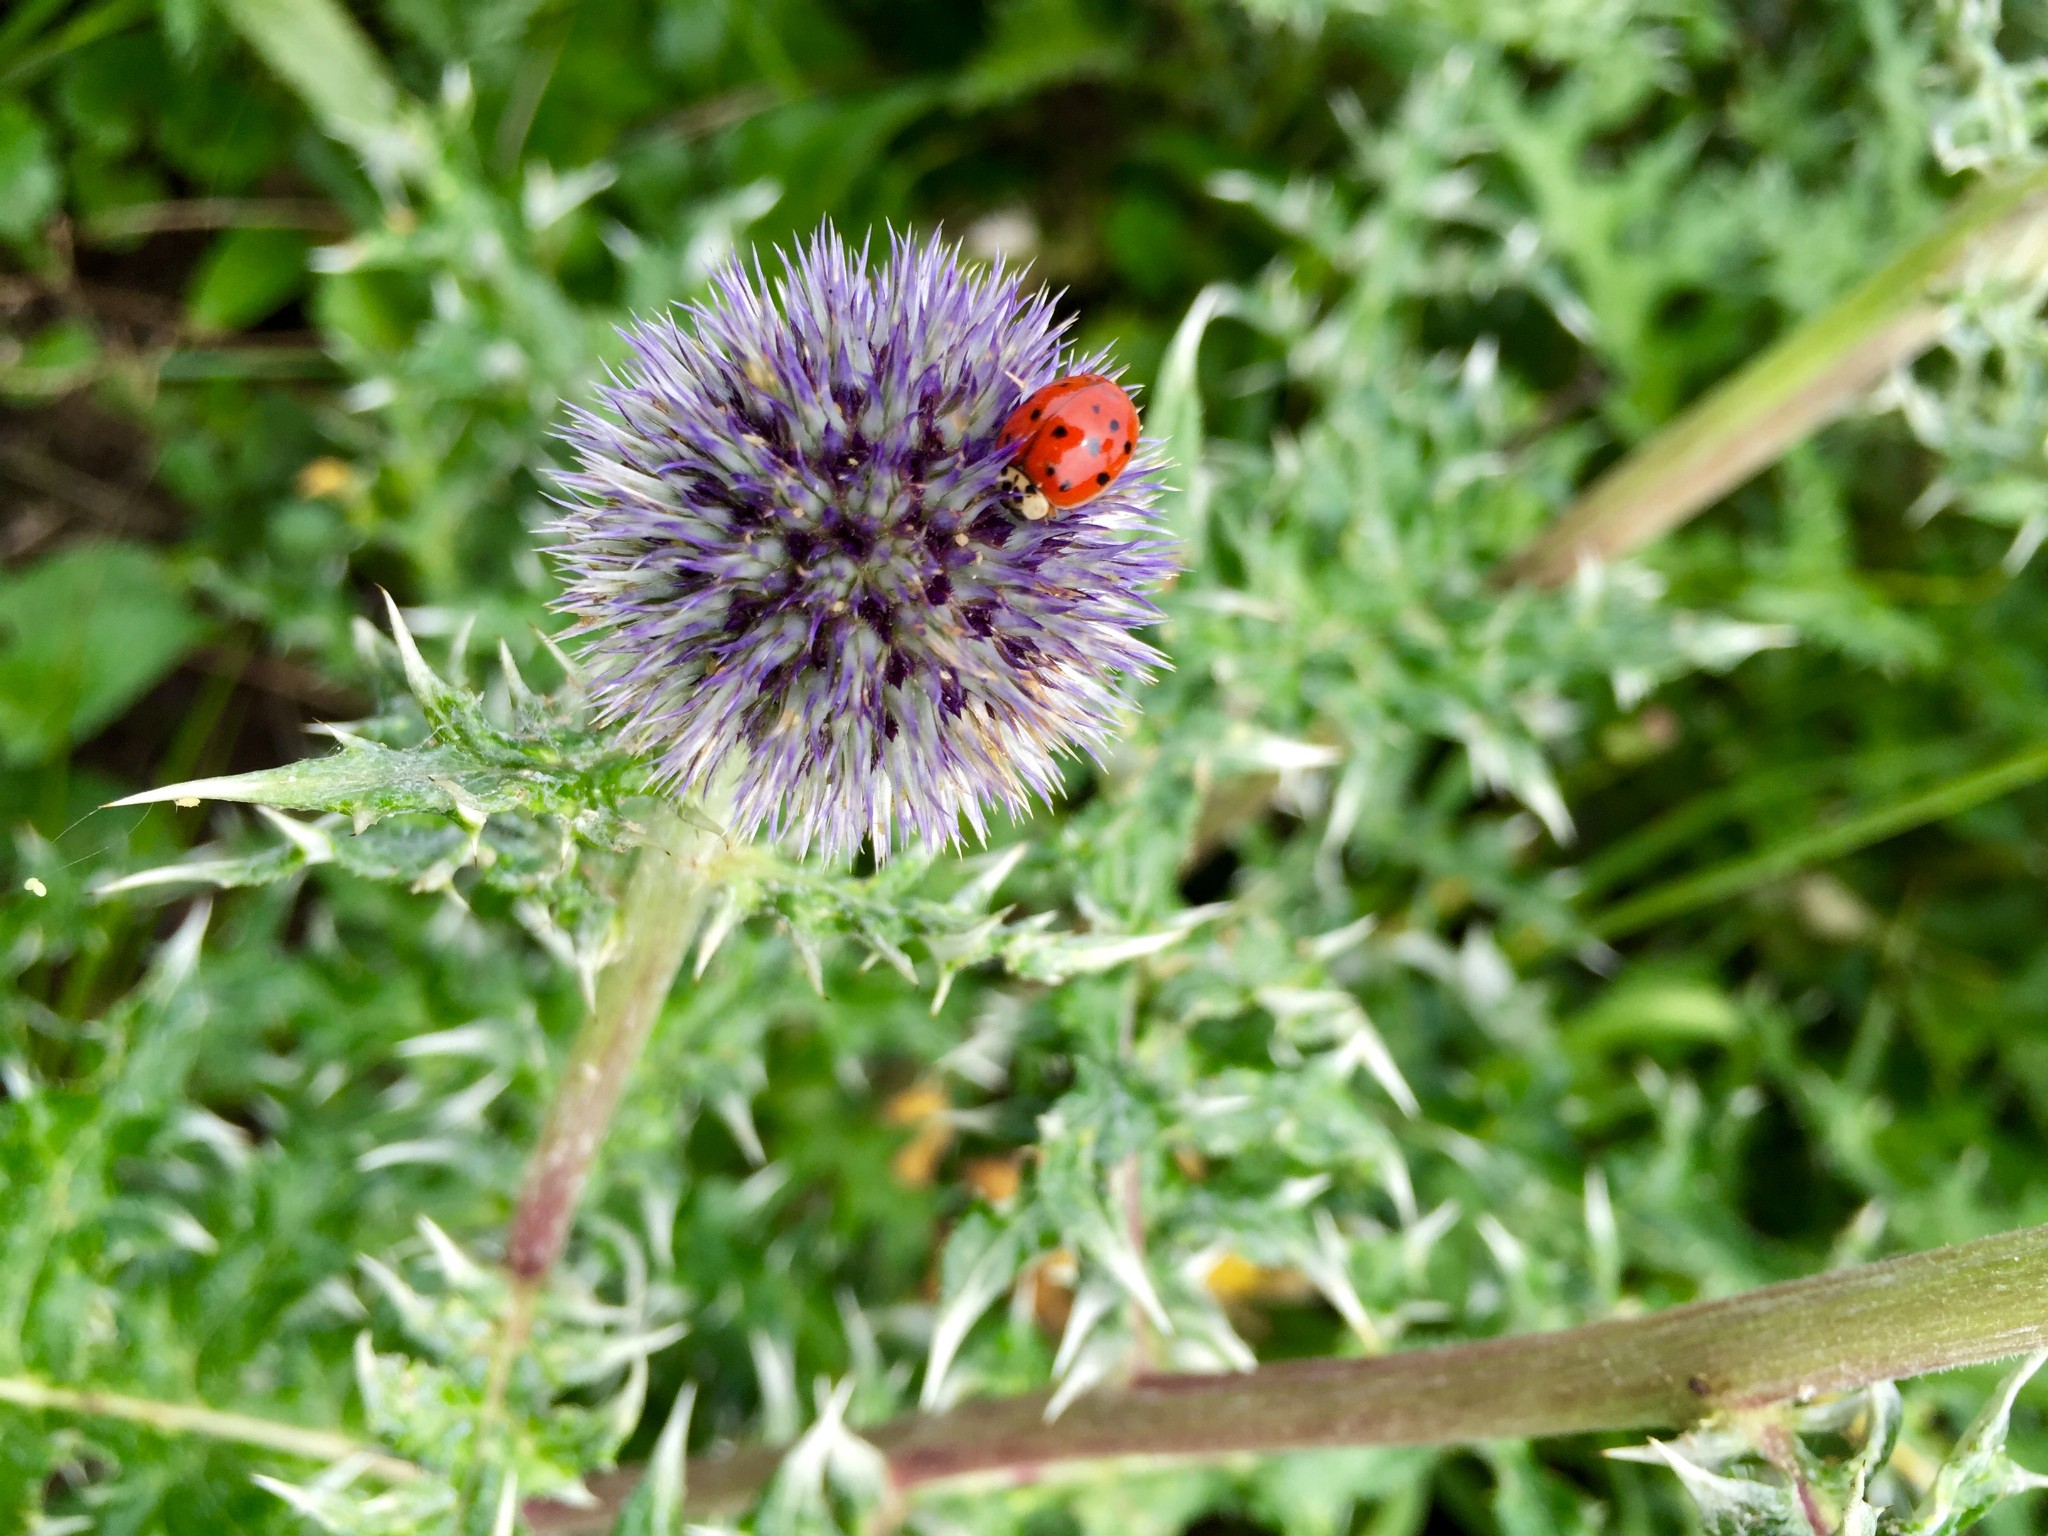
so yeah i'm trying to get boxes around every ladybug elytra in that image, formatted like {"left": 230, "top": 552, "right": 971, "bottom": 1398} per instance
{"left": 996, "top": 373, "right": 1139, "bottom": 520}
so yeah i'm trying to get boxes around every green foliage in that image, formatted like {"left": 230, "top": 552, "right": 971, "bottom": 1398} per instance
{"left": 9, "top": 1, "right": 2048, "bottom": 1536}
{"left": 188, "top": 228, "right": 317, "bottom": 335}
{"left": 0, "top": 96, "right": 60, "bottom": 244}
{"left": 0, "top": 542, "right": 204, "bottom": 766}
{"left": 1630, "top": 1358, "right": 2048, "bottom": 1535}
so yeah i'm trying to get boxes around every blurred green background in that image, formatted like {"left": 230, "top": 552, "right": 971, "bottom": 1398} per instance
{"left": 11, "top": 0, "right": 2048, "bottom": 1532}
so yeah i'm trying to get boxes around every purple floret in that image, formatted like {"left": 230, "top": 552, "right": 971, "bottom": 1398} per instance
{"left": 549, "top": 227, "right": 1177, "bottom": 860}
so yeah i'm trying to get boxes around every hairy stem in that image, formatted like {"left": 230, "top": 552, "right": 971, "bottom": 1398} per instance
{"left": 529, "top": 1222, "right": 2048, "bottom": 1529}
{"left": 0, "top": 1376, "right": 418, "bottom": 1482}
{"left": 1500, "top": 163, "right": 2048, "bottom": 587}
{"left": 505, "top": 808, "right": 722, "bottom": 1287}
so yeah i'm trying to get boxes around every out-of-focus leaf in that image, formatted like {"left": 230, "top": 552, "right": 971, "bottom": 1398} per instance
{"left": 1151, "top": 284, "right": 1231, "bottom": 551}
{"left": 0, "top": 543, "right": 204, "bottom": 766}
{"left": 210, "top": 0, "right": 402, "bottom": 152}
{"left": 608, "top": 1387, "right": 692, "bottom": 1536}
{"left": 0, "top": 97, "right": 58, "bottom": 241}
{"left": 948, "top": 0, "right": 1128, "bottom": 110}
{"left": 0, "top": 316, "right": 97, "bottom": 399}
{"left": 187, "top": 227, "right": 313, "bottom": 334}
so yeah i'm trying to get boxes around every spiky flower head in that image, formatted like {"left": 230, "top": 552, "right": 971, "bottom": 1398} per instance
{"left": 550, "top": 228, "right": 1175, "bottom": 860}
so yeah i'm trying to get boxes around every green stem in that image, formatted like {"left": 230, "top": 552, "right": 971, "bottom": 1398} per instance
{"left": 1500, "top": 164, "right": 2048, "bottom": 587}
{"left": 1571, "top": 738, "right": 1969, "bottom": 902}
{"left": 504, "top": 807, "right": 722, "bottom": 1287}
{"left": 0, "top": 1376, "right": 418, "bottom": 1482}
{"left": 528, "top": 1222, "right": 2048, "bottom": 1530}
{"left": 1586, "top": 740, "right": 2048, "bottom": 940}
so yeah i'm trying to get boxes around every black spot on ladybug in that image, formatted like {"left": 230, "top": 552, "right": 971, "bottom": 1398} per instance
{"left": 1044, "top": 463, "right": 1057, "bottom": 476}
{"left": 1058, "top": 481, "right": 1071, "bottom": 491}
{"left": 1091, "top": 403, "right": 1101, "bottom": 412}
{"left": 1095, "top": 472, "right": 1109, "bottom": 486}
{"left": 1108, "top": 419, "right": 1120, "bottom": 431}
{"left": 1124, "top": 439, "right": 1134, "bottom": 453}
{"left": 1030, "top": 408, "right": 1042, "bottom": 420}
{"left": 1051, "top": 426, "right": 1068, "bottom": 438}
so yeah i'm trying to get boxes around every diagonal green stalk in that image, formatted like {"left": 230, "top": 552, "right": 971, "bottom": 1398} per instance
{"left": 1501, "top": 163, "right": 2048, "bottom": 586}
{"left": 1571, "top": 739, "right": 1971, "bottom": 902}
{"left": 210, "top": 0, "right": 402, "bottom": 151}
{"left": 505, "top": 807, "right": 724, "bottom": 1290}
{"left": 0, "top": 1376, "right": 418, "bottom": 1482}
{"left": 1586, "top": 740, "right": 2048, "bottom": 940}
{"left": 484, "top": 803, "right": 727, "bottom": 1429}
{"left": 528, "top": 1222, "right": 2048, "bottom": 1529}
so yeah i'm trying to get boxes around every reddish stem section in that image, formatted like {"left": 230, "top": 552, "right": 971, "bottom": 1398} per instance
{"left": 531, "top": 1222, "right": 2048, "bottom": 1529}
{"left": 506, "top": 815, "right": 715, "bottom": 1282}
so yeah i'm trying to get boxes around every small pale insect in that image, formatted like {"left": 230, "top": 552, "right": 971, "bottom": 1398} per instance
{"left": 996, "top": 373, "right": 1140, "bottom": 520}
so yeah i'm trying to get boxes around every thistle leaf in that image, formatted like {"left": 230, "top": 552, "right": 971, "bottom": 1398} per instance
{"left": 610, "top": 1387, "right": 695, "bottom": 1536}
{"left": 1645, "top": 1440, "right": 1811, "bottom": 1536}
{"left": 1908, "top": 1352, "right": 2048, "bottom": 1534}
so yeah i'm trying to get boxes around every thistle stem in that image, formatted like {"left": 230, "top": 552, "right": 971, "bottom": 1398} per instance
{"left": 505, "top": 807, "right": 722, "bottom": 1288}
{"left": 528, "top": 1221, "right": 2048, "bottom": 1529}
{"left": 1500, "top": 163, "right": 2048, "bottom": 587}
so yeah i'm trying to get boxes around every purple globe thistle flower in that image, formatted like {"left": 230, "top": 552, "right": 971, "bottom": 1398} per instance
{"left": 550, "top": 228, "right": 1176, "bottom": 861}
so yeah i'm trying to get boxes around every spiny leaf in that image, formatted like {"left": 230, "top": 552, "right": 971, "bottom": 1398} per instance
{"left": 609, "top": 1387, "right": 694, "bottom": 1536}
{"left": 1645, "top": 1441, "right": 1811, "bottom": 1536}
{"left": 1908, "top": 1352, "right": 2048, "bottom": 1534}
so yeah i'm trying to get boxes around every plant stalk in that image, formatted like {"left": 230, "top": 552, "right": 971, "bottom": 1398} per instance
{"left": 1586, "top": 740, "right": 2048, "bottom": 939}
{"left": 1500, "top": 163, "right": 2048, "bottom": 587}
{"left": 504, "top": 807, "right": 721, "bottom": 1287}
{"left": 0, "top": 1376, "right": 418, "bottom": 1482}
{"left": 529, "top": 1221, "right": 2048, "bottom": 1529}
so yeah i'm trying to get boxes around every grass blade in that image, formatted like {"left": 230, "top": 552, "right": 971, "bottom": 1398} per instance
{"left": 211, "top": 0, "right": 402, "bottom": 150}
{"left": 1587, "top": 741, "right": 2048, "bottom": 940}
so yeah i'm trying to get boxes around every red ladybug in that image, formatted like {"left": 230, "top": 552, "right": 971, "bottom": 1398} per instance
{"left": 996, "top": 373, "right": 1139, "bottom": 520}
